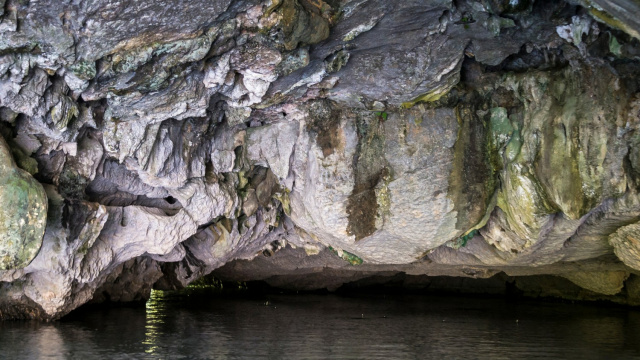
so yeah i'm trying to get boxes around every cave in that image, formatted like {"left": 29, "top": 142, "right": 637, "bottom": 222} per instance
{"left": 1, "top": 0, "right": 640, "bottom": 357}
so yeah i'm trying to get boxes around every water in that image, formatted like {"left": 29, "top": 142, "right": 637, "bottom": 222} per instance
{"left": 2, "top": 289, "right": 640, "bottom": 359}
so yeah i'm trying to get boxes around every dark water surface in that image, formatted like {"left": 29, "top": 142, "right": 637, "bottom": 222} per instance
{"left": 2, "top": 289, "right": 640, "bottom": 359}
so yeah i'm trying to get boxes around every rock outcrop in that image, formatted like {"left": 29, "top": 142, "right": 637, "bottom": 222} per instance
{"left": 1, "top": 0, "right": 640, "bottom": 319}
{"left": 0, "top": 136, "right": 47, "bottom": 270}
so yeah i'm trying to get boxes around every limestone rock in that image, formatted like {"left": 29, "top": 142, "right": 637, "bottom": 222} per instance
{"left": 1, "top": 0, "right": 640, "bottom": 319}
{"left": 578, "top": 0, "right": 640, "bottom": 39}
{"left": 0, "top": 136, "right": 47, "bottom": 270}
{"left": 609, "top": 222, "right": 640, "bottom": 271}
{"left": 562, "top": 270, "right": 629, "bottom": 296}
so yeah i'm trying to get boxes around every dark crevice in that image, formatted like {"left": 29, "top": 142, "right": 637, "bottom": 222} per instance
{"left": 486, "top": 45, "right": 569, "bottom": 73}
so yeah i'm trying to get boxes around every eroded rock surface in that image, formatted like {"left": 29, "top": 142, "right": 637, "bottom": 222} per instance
{"left": 1, "top": 0, "right": 640, "bottom": 319}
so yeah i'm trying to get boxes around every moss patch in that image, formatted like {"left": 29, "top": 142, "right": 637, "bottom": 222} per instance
{"left": 0, "top": 137, "right": 47, "bottom": 270}
{"left": 446, "top": 229, "right": 479, "bottom": 249}
{"left": 329, "top": 246, "right": 363, "bottom": 265}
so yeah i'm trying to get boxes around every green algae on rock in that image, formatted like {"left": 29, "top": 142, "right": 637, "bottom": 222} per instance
{"left": 329, "top": 246, "right": 363, "bottom": 265}
{"left": 0, "top": 136, "right": 47, "bottom": 270}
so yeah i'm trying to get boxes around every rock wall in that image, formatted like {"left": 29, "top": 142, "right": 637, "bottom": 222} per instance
{"left": 1, "top": 0, "right": 640, "bottom": 319}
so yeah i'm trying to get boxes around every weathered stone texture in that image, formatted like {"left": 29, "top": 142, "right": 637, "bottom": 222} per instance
{"left": 1, "top": 0, "right": 640, "bottom": 319}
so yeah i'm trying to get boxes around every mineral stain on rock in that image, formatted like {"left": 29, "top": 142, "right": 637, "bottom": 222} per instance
{"left": 346, "top": 112, "right": 389, "bottom": 241}
{"left": 447, "top": 101, "right": 495, "bottom": 233}
{"left": 307, "top": 100, "right": 342, "bottom": 157}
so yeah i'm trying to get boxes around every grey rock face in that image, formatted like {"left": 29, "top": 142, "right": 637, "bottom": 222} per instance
{"left": 1, "top": 0, "right": 640, "bottom": 319}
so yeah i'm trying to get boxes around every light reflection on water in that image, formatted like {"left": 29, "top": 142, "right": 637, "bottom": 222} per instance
{"left": 1, "top": 290, "right": 640, "bottom": 359}
{"left": 143, "top": 289, "right": 166, "bottom": 355}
